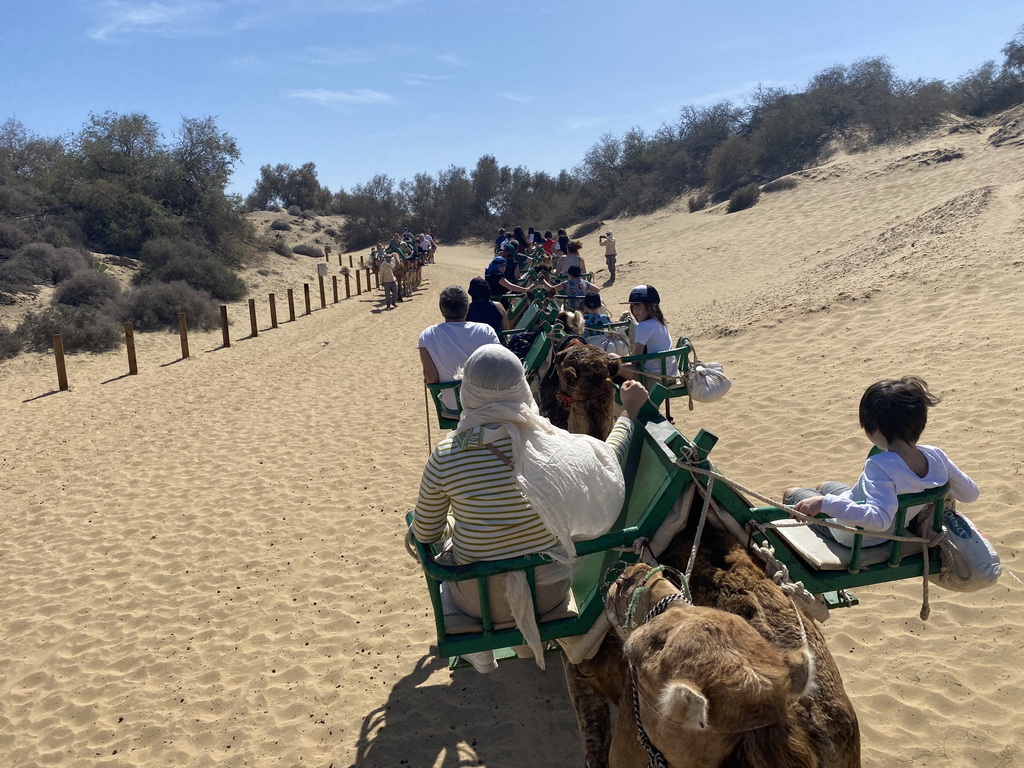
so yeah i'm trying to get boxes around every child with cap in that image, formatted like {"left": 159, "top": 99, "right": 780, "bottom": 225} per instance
{"left": 623, "top": 284, "right": 676, "bottom": 376}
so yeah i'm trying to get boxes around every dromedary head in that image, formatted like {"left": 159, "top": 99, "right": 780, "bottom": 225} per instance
{"left": 553, "top": 341, "right": 619, "bottom": 439}
{"left": 604, "top": 563, "right": 817, "bottom": 768}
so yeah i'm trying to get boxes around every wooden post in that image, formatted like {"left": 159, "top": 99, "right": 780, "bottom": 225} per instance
{"left": 365, "top": 267, "right": 372, "bottom": 290}
{"left": 178, "top": 313, "right": 190, "bottom": 359}
{"left": 303, "top": 283, "right": 311, "bottom": 315}
{"left": 248, "top": 298, "right": 258, "bottom": 337}
{"left": 220, "top": 305, "right": 230, "bottom": 348}
{"left": 287, "top": 288, "right": 296, "bottom": 321}
{"left": 348, "top": 254, "right": 353, "bottom": 268}
{"left": 374, "top": 268, "right": 380, "bottom": 289}
{"left": 269, "top": 293, "right": 278, "bottom": 328}
{"left": 332, "top": 275, "right": 339, "bottom": 303}
{"left": 318, "top": 274, "right": 326, "bottom": 308}
{"left": 355, "top": 270, "right": 362, "bottom": 294}
{"left": 344, "top": 273, "right": 351, "bottom": 299}
{"left": 52, "top": 334, "right": 68, "bottom": 391}
{"left": 125, "top": 322, "right": 138, "bottom": 374}
{"left": 338, "top": 253, "right": 343, "bottom": 267}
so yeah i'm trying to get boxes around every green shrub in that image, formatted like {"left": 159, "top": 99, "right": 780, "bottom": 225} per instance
{"left": 292, "top": 243, "right": 324, "bottom": 258}
{"left": 286, "top": 205, "right": 302, "bottom": 216}
{"left": 119, "top": 281, "right": 221, "bottom": 331}
{"left": 135, "top": 237, "right": 245, "bottom": 301}
{"left": 324, "top": 228, "right": 338, "bottom": 238}
{"left": 0, "top": 243, "right": 90, "bottom": 286}
{"left": 270, "top": 219, "right": 292, "bottom": 231}
{"left": 271, "top": 239, "right": 293, "bottom": 258}
{"left": 762, "top": 177, "right": 799, "bottom": 193}
{"left": 727, "top": 183, "right": 761, "bottom": 213}
{"left": 0, "top": 325, "right": 22, "bottom": 360}
{"left": 687, "top": 192, "right": 710, "bottom": 212}
{"left": 570, "top": 221, "right": 603, "bottom": 239}
{"left": 54, "top": 269, "right": 122, "bottom": 308}
{"left": 18, "top": 305, "right": 122, "bottom": 353}
{"left": 0, "top": 222, "right": 29, "bottom": 254}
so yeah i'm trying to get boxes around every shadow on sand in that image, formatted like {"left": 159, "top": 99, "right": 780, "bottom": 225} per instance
{"left": 349, "top": 654, "right": 581, "bottom": 767}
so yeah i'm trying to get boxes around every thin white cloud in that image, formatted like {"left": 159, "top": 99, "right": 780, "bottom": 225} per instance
{"left": 291, "top": 46, "right": 378, "bottom": 66}
{"left": 89, "top": 1, "right": 217, "bottom": 41}
{"left": 500, "top": 92, "right": 533, "bottom": 104}
{"left": 287, "top": 88, "right": 393, "bottom": 106}
{"left": 404, "top": 73, "right": 450, "bottom": 87}
{"left": 437, "top": 51, "right": 469, "bottom": 67}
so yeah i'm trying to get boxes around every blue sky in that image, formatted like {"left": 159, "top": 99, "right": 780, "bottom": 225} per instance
{"left": 4, "top": 1, "right": 1021, "bottom": 198}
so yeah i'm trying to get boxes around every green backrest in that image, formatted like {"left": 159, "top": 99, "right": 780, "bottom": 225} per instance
{"left": 409, "top": 404, "right": 700, "bottom": 659}
{"left": 739, "top": 480, "right": 951, "bottom": 594}
{"left": 425, "top": 381, "right": 462, "bottom": 429}
{"left": 619, "top": 337, "right": 693, "bottom": 396}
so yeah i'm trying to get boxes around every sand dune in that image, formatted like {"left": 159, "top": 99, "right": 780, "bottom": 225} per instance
{"left": 1, "top": 109, "right": 1022, "bottom": 766}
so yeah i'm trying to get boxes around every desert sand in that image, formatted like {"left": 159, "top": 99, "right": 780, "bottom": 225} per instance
{"left": 1, "top": 108, "right": 1023, "bottom": 767}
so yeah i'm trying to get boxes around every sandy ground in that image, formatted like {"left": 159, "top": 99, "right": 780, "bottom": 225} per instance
{"left": 1, "top": 108, "right": 1023, "bottom": 767}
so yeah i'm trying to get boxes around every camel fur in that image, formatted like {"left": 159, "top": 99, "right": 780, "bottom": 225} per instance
{"left": 538, "top": 340, "right": 619, "bottom": 439}
{"left": 595, "top": 563, "right": 819, "bottom": 768}
{"left": 564, "top": 527, "right": 860, "bottom": 768}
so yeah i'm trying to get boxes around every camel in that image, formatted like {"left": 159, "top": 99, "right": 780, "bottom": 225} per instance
{"left": 538, "top": 337, "right": 619, "bottom": 439}
{"left": 589, "top": 562, "right": 819, "bottom": 768}
{"left": 563, "top": 510, "right": 860, "bottom": 767}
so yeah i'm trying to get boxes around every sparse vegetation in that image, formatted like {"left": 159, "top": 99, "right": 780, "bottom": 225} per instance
{"left": 727, "top": 184, "right": 761, "bottom": 213}
{"left": 19, "top": 305, "right": 121, "bottom": 353}
{"left": 762, "top": 177, "right": 799, "bottom": 193}
{"left": 269, "top": 220, "right": 292, "bottom": 231}
{"left": 118, "top": 281, "right": 220, "bottom": 331}
{"left": 291, "top": 243, "right": 324, "bottom": 259}
{"left": 0, "top": 325, "right": 21, "bottom": 360}
{"left": 53, "top": 269, "right": 121, "bottom": 308}
{"left": 133, "top": 237, "right": 245, "bottom": 301}
{"left": 688, "top": 192, "right": 710, "bottom": 212}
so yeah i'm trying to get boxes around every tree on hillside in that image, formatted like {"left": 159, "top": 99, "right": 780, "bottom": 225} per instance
{"left": 245, "top": 162, "right": 332, "bottom": 212}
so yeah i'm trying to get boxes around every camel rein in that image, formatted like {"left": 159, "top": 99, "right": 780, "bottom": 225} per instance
{"left": 620, "top": 567, "right": 690, "bottom": 768}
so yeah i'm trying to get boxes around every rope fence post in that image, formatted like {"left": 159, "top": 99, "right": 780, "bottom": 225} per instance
{"left": 287, "top": 288, "right": 296, "bottom": 321}
{"left": 365, "top": 267, "right": 372, "bottom": 290}
{"left": 303, "top": 283, "right": 311, "bottom": 315}
{"left": 355, "top": 270, "right": 362, "bottom": 295}
{"left": 318, "top": 274, "right": 326, "bottom": 308}
{"left": 374, "top": 268, "right": 380, "bottom": 289}
{"left": 178, "top": 313, "right": 190, "bottom": 359}
{"left": 124, "top": 322, "right": 138, "bottom": 374}
{"left": 269, "top": 293, "right": 278, "bottom": 328}
{"left": 344, "top": 273, "right": 351, "bottom": 298}
{"left": 53, "top": 334, "right": 69, "bottom": 391}
{"left": 332, "top": 275, "right": 339, "bottom": 303}
{"left": 348, "top": 254, "right": 353, "bottom": 268}
{"left": 220, "top": 305, "right": 230, "bottom": 348}
{"left": 248, "top": 298, "right": 258, "bottom": 337}
{"left": 338, "top": 253, "right": 343, "bottom": 267}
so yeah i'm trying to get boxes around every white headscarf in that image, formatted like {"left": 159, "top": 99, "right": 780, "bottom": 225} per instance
{"left": 454, "top": 345, "right": 625, "bottom": 564}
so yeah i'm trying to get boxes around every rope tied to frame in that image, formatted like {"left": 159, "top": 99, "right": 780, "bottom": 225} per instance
{"left": 674, "top": 457, "right": 946, "bottom": 621}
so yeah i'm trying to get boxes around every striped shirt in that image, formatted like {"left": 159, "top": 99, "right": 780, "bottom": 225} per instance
{"left": 413, "top": 417, "right": 634, "bottom": 564}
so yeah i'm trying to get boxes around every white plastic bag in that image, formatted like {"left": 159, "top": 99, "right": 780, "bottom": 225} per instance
{"left": 930, "top": 507, "right": 1001, "bottom": 592}
{"left": 685, "top": 361, "right": 732, "bottom": 403}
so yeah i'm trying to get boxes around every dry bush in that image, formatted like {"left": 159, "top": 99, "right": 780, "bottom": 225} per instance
{"left": 688, "top": 191, "right": 710, "bottom": 212}
{"left": 727, "top": 183, "right": 762, "bottom": 213}
{"left": 18, "top": 305, "right": 121, "bottom": 353}
{"left": 118, "top": 281, "right": 221, "bottom": 331}
{"left": 762, "top": 177, "right": 799, "bottom": 193}
{"left": 54, "top": 270, "right": 122, "bottom": 308}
